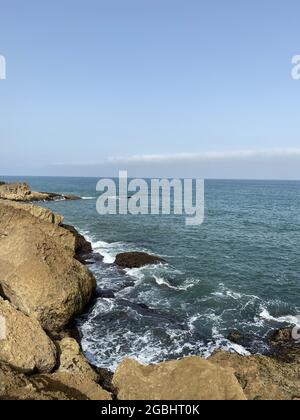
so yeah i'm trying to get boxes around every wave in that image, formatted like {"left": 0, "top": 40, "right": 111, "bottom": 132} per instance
{"left": 81, "top": 197, "right": 95, "bottom": 200}
{"left": 259, "top": 309, "right": 300, "bottom": 326}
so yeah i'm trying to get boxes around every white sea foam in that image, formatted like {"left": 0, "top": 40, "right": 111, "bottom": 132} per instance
{"left": 259, "top": 309, "right": 300, "bottom": 326}
{"left": 81, "top": 197, "right": 95, "bottom": 200}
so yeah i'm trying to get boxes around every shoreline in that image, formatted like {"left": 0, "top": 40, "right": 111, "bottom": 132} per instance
{"left": 0, "top": 183, "right": 299, "bottom": 400}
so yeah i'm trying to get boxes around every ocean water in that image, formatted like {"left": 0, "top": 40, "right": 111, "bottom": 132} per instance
{"left": 3, "top": 176, "right": 300, "bottom": 370}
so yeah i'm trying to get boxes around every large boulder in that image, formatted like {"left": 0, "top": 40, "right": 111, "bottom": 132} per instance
{"left": 0, "top": 362, "right": 111, "bottom": 400}
{"left": 0, "top": 202, "right": 96, "bottom": 332}
{"left": 115, "top": 252, "right": 166, "bottom": 268}
{"left": 112, "top": 357, "right": 246, "bottom": 400}
{"left": 209, "top": 349, "right": 300, "bottom": 400}
{"left": 0, "top": 298, "right": 57, "bottom": 373}
{"left": 56, "top": 337, "right": 98, "bottom": 382}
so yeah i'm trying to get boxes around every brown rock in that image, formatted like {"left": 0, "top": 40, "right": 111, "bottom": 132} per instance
{"left": 115, "top": 252, "right": 166, "bottom": 268}
{"left": 0, "top": 298, "right": 57, "bottom": 373}
{"left": 0, "top": 362, "right": 111, "bottom": 400}
{"left": 56, "top": 337, "right": 98, "bottom": 382}
{"left": 209, "top": 350, "right": 300, "bottom": 400}
{"left": 0, "top": 202, "right": 96, "bottom": 332}
{"left": 112, "top": 357, "right": 246, "bottom": 400}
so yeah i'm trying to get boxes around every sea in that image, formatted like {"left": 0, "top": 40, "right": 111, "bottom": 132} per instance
{"left": 2, "top": 176, "right": 300, "bottom": 371}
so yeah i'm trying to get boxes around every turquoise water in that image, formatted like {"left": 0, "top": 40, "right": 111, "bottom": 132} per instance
{"left": 3, "top": 176, "right": 300, "bottom": 370}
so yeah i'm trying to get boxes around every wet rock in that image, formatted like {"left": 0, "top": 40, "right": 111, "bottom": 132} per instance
{"left": 115, "top": 252, "right": 166, "bottom": 268}
{"left": 113, "top": 357, "right": 246, "bottom": 400}
{"left": 95, "top": 289, "right": 115, "bottom": 299}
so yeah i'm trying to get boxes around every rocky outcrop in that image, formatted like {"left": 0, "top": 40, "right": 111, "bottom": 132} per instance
{"left": 0, "top": 201, "right": 96, "bottom": 332}
{"left": 112, "top": 357, "right": 246, "bottom": 400}
{"left": 209, "top": 349, "right": 300, "bottom": 400}
{"left": 115, "top": 252, "right": 166, "bottom": 268}
{"left": 0, "top": 362, "right": 111, "bottom": 400}
{"left": 0, "top": 298, "right": 57, "bottom": 373}
{"left": 0, "top": 182, "right": 80, "bottom": 202}
{"left": 0, "top": 199, "right": 63, "bottom": 225}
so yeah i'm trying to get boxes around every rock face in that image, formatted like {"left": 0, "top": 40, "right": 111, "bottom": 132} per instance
{"left": 0, "top": 298, "right": 57, "bottom": 373}
{"left": 56, "top": 338, "right": 98, "bottom": 382}
{"left": 0, "top": 201, "right": 96, "bottom": 332}
{"left": 60, "top": 224, "right": 92, "bottom": 256}
{"left": 115, "top": 252, "right": 166, "bottom": 268}
{"left": 0, "top": 362, "right": 111, "bottom": 400}
{"left": 0, "top": 182, "right": 80, "bottom": 202}
{"left": 209, "top": 349, "right": 300, "bottom": 400}
{"left": 112, "top": 357, "right": 246, "bottom": 400}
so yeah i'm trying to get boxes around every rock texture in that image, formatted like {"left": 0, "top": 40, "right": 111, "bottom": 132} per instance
{"left": 0, "top": 201, "right": 96, "bottom": 332}
{"left": 0, "top": 182, "right": 80, "bottom": 202}
{"left": 115, "top": 252, "right": 166, "bottom": 268}
{"left": 56, "top": 337, "right": 98, "bottom": 382}
{"left": 112, "top": 357, "right": 246, "bottom": 400}
{"left": 209, "top": 349, "right": 300, "bottom": 400}
{"left": 0, "top": 362, "right": 111, "bottom": 400}
{"left": 0, "top": 298, "right": 57, "bottom": 373}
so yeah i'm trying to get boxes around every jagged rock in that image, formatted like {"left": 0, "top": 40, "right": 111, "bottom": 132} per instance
{"left": 112, "top": 357, "right": 246, "bottom": 400}
{"left": 209, "top": 349, "right": 300, "bottom": 400}
{"left": 0, "top": 182, "right": 80, "bottom": 202}
{"left": 56, "top": 338, "right": 98, "bottom": 382}
{"left": 0, "top": 202, "right": 96, "bottom": 332}
{"left": 115, "top": 252, "right": 166, "bottom": 268}
{"left": 0, "top": 298, "right": 57, "bottom": 373}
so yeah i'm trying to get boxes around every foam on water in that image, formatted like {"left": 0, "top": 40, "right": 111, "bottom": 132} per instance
{"left": 259, "top": 309, "right": 300, "bottom": 326}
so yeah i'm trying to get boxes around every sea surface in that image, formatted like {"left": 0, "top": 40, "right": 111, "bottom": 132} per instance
{"left": 3, "top": 176, "right": 300, "bottom": 370}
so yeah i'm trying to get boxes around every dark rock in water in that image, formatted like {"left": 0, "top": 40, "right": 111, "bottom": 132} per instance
{"left": 0, "top": 182, "right": 81, "bottom": 202}
{"left": 266, "top": 327, "right": 300, "bottom": 363}
{"left": 95, "top": 289, "right": 115, "bottom": 299}
{"left": 0, "top": 181, "right": 6, "bottom": 186}
{"left": 115, "top": 252, "right": 166, "bottom": 268}
{"left": 227, "top": 330, "right": 246, "bottom": 346}
{"left": 267, "top": 327, "right": 293, "bottom": 346}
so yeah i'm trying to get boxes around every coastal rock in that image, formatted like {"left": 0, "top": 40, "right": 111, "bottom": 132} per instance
{"left": 115, "top": 252, "right": 166, "bottom": 268}
{"left": 0, "top": 199, "right": 63, "bottom": 225}
{"left": 0, "top": 202, "right": 96, "bottom": 332}
{"left": 209, "top": 349, "right": 300, "bottom": 400}
{"left": 0, "top": 298, "right": 57, "bottom": 373}
{"left": 56, "top": 337, "right": 98, "bottom": 382}
{"left": 60, "top": 224, "right": 92, "bottom": 256}
{"left": 112, "top": 357, "right": 246, "bottom": 400}
{"left": 0, "top": 362, "right": 111, "bottom": 400}
{"left": 0, "top": 182, "right": 80, "bottom": 202}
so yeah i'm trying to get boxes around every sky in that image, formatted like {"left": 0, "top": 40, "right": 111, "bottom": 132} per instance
{"left": 0, "top": 0, "right": 300, "bottom": 179}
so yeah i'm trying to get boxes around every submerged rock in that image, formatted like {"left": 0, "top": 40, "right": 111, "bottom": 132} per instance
{"left": 0, "top": 182, "right": 80, "bottom": 202}
{"left": 0, "top": 298, "right": 57, "bottom": 373}
{"left": 112, "top": 357, "right": 246, "bottom": 400}
{"left": 115, "top": 252, "right": 166, "bottom": 268}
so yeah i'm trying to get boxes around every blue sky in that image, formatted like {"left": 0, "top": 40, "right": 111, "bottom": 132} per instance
{"left": 0, "top": 0, "right": 300, "bottom": 178}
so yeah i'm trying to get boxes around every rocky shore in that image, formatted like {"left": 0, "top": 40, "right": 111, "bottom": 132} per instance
{"left": 0, "top": 184, "right": 299, "bottom": 400}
